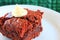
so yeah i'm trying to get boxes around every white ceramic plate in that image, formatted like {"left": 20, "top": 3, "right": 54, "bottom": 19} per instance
{"left": 0, "top": 5, "right": 60, "bottom": 40}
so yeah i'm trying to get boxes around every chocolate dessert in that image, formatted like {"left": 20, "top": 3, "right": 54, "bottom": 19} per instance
{"left": 0, "top": 9, "right": 43, "bottom": 40}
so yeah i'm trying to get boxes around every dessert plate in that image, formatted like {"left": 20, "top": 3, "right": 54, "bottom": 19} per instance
{"left": 0, "top": 5, "right": 60, "bottom": 40}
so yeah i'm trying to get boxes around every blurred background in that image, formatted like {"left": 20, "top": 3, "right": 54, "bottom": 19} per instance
{"left": 0, "top": 0, "right": 60, "bottom": 12}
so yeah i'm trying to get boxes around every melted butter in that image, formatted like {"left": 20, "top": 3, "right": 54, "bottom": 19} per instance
{"left": 12, "top": 4, "right": 27, "bottom": 17}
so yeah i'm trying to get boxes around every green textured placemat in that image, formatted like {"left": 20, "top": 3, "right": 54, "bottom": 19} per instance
{"left": 0, "top": 0, "right": 60, "bottom": 12}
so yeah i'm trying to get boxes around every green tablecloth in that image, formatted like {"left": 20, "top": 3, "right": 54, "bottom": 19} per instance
{"left": 0, "top": 0, "right": 60, "bottom": 12}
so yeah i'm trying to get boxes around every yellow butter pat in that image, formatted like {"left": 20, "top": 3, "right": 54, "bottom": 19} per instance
{"left": 12, "top": 4, "right": 27, "bottom": 17}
